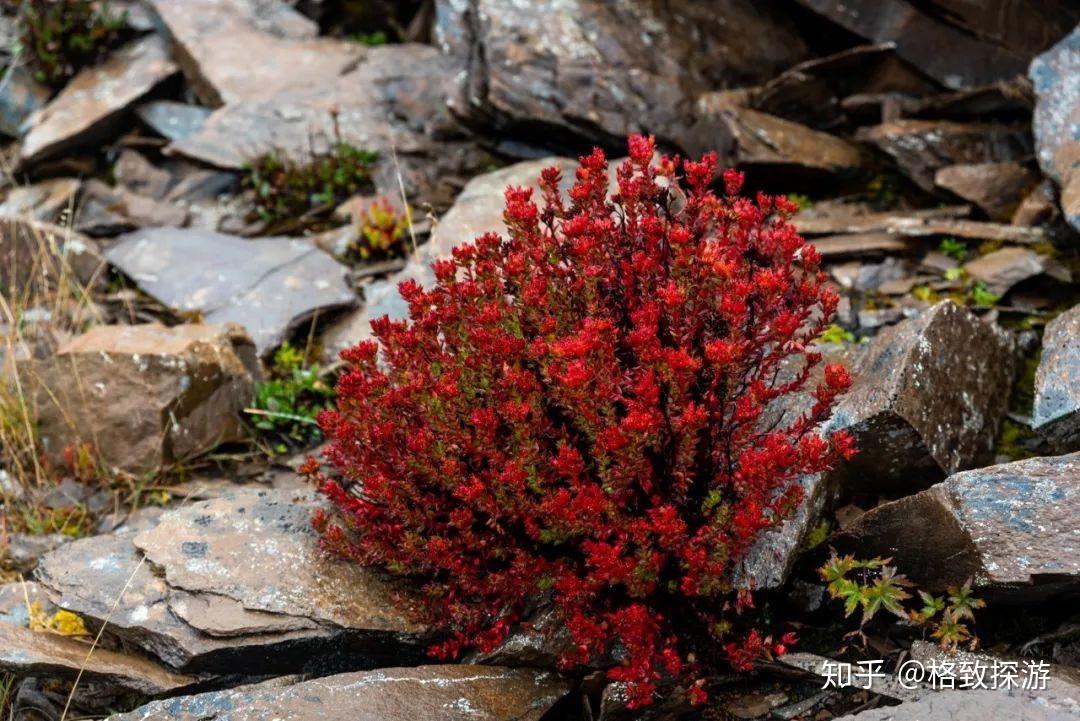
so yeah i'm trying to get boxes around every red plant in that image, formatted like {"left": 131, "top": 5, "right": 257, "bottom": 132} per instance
{"left": 307, "top": 136, "right": 854, "bottom": 707}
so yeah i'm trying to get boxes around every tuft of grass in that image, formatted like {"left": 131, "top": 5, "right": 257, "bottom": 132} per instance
{"left": 247, "top": 342, "right": 334, "bottom": 455}
{"left": 15, "top": 0, "right": 128, "bottom": 88}
{"left": 244, "top": 139, "right": 378, "bottom": 232}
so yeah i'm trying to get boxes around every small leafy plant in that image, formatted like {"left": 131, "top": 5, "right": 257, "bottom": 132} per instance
{"left": 350, "top": 197, "right": 409, "bottom": 261}
{"left": 967, "top": 281, "right": 1000, "bottom": 308}
{"left": 245, "top": 139, "right": 378, "bottom": 230}
{"left": 937, "top": 237, "right": 967, "bottom": 262}
{"left": 307, "top": 136, "right": 856, "bottom": 707}
{"left": 16, "top": 0, "right": 128, "bottom": 88}
{"left": 820, "top": 553, "right": 984, "bottom": 651}
{"left": 250, "top": 343, "right": 334, "bottom": 453}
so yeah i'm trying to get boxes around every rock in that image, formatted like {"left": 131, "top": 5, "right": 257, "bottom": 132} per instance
{"left": 20, "top": 34, "right": 178, "bottom": 165}
{"left": 146, "top": 0, "right": 360, "bottom": 107}
{"left": 105, "top": 228, "right": 356, "bottom": 357}
{"left": 840, "top": 453, "right": 1080, "bottom": 595}
{"left": 0, "top": 582, "right": 57, "bottom": 627}
{"left": 0, "top": 178, "right": 80, "bottom": 223}
{"left": 472, "top": 606, "right": 573, "bottom": 669}
{"left": 76, "top": 179, "right": 190, "bottom": 236}
{"left": 435, "top": 0, "right": 810, "bottom": 152}
{"left": 109, "top": 665, "right": 570, "bottom": 721}
{"left": 811, "top": 233, "right": 918, "bottom": 259}
{"left": 934, "top": 162, "right": 1040, "bottom": 221}
{"left": 792, "top": 0, "right": 1069, "bottom": 89}
{"left": 836, "top": 689, "right": 1078, "bottom": 720}
{"left": 1012, "top": 180, "right": 1061, "bottom": 227}
{"left": 964, "top": 247, "right": 1070, "bottom": 296}
{"left": 169, "top": 44, "right": 491, "bottom": 210}
{"left": 856, "top": 120, "right": 1032, "bottom": 192}
{"left": 2, "top": 534, "right": 70, "bottom": 574}
{"left": 0, "top": 66, "right": 51, "bottom": 138}
{"left": 136, "top": 100, "right": 213, "bottom": 142}
{"left": 23, "top": 323, "right": 258, "bottom": 476}
{"left": 908, "top": 640, "right": 1080, "bottom": 702}
{"left": 0, "top": 621, "right": 195, "bottom": 695}
{"left": 132, "top": 488, "right": 421, "bottom": 633}
{"left": 702, "top": 107, "right": 864, "bottom": 176}
{"left": 826, "top": 301, "right": 1016, "bottom": 491}
{"left": 114, "top": 150, "right": 174, "bottom": 200}
{"left": 1030, "top": 26, "right": 1080, "bottom": 232}
{"left": 0, "top": 216, "right": 105, "bottom": 294}
{"left": 321, "top": 157, "right": 577, "bottom": 361}
{"left": 779, "top": 652, "right": 923, "bottom": 702}
{"left": 793, "top": 207, "right": 1050, "bottom": 245}
{"left": 1033, "top": 305, "right": 1080, "bottom": 451}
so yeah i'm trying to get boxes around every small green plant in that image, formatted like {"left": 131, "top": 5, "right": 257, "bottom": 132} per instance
{"left": 944, "top": 267, "right": 965, "bottom": 282}
{"left": 16, "top": 0, "right": 128, "bottom": 88}
{"left": 820, "top": 553, "right": 984, "bottom": 651}
{"left": 348, "top": 30, "right": 388, "bottom": 46}
{"left": 819, "top": 324, "right": 855, "bottom": 345}
{"left": 245, "top": 136, "right": 378, "bottom": 230}
{"left": 249, "top": 343, "right": 334, "bottom": 453}
{"left": 350, "top": 197, "right": 410, "bottom": 261}
{"left": 967, "top": 281, "right": 999, "bottom": 307}
{"left": 938, "top": 237, "right": 967, "bottom": 261}
{"left": 787, "top": 193, "right": 813, "bottom": 211}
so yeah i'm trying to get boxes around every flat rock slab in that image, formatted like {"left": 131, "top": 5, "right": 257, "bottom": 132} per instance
{"left": 840, "top": 453, "right": 1080, "bottom": 594}
{"left": 934, "top": 162, "right": 1039, "bottom": 221}
{"left": 826, "top": 301, "right": 1015, "bottom": 491}
{"left": 132, "top": 488, "right": 421, "bottom": 634}
{"left": 146, "top": 0, "right": 359, "bottom": 107}
{"left": 108, "top": 665, "right": 570, "bottom": 721}
{"left": 435, "top": 0, "right": 810, "bottom": 150}
{"left": 706, "top": 106, "right": 864, "bottom": 174}
{"left": 0, "top": 621, "right": 194, "bottom": 695}
{"left": 963, "top": 247, "right": 1070, "bottom": 296}
{"left": 20, "top": 34, "right": 178, "bottom": 164}
{"left": 169, "top": 44, "right": 490, "bottom": 211}
{"left": 105, "top": 228, "right": 356, "bottom": 357}
{"left": 1030, "top": 27, "right": 1080, "bottom": 231}
{"left": 836, "top": 689, "right": 1078, "bottom": 721}
{"left": 1033, "top": 304, "right": 1080, "bottom": 451}
{"left": 23, "top": 323, "right": 258, "bottom": 475}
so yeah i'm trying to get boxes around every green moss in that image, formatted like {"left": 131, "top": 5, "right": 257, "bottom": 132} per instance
{"left": 819, "top": 324, "right": 855, "bottom": 345}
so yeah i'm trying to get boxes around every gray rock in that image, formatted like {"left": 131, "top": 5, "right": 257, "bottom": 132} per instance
{"left": 0, "top": 581, "right": 57, "bottom": 627}
{"left": 840, "top": 453, "right": 1080, "bottom": 594}
{"left": 826, "top": 301, "right": 1016, "bottom": 490}
{"left": 0, "top": 66, "right": 51, "bottom": 138}
{"left": 136, "top": 101, "right": 213, "bottom": 142}
{"left": 1030, "top": 26, "right": 1080, "bottom": 232}
{"left": 435, "top": 0, "right": 809, "bottom": 152}
{"left": 22, "top": 323, "right": 259, "bottom": 475}
{"left": 964, "top": 247, "right": 1070, "bottom": 296}
{"left": 114, "top": 150, "right": 174, "bottom": 200}
{"left": 169, "top": 44, "right": 491, "bottom": 211}
{"left": 132, "top": 488, "right": 422, "bottom": 634}
{"left": 20, "top": 34, "right": 178, "bottom": 164}
{"left": 2, "top": 534, "right": 69, "bottom": 574}
{"left": 835, "top": 689, "right": 1078, "bottom": 721}
{"left": 107, "top": 665, "right": 570, "bottom": 721}
{"left": 146, "top": 0, "right": 359, "bottom": 107}
{"left": 76, "top": 179, "right": 190, "bottom": 236}
{"left": 934, "top": 162, "right": 1040, "bottom": 221}
{"left": 320, "top": 157, "right": 577, "bottom": 361}
{"left": 0, "top": 621, "right": 195, "bottom": 695}
{"left": 1033, "top": 305, "right": 1080, "bottom": 451}
{"left": 856, "top": 120, "right": 1032, "bottom": 192}
{"left": 793, "top": 0, "right": 1077, "bottom": 90}
{"left": 105, "top": 228, "right": 357, "bottom": 357}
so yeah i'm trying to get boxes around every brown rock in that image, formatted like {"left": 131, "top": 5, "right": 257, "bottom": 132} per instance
{"left": 856, "top": 120, "right": 1032, "bottom": 192}
{"left": 703, "top": 107, "right": 864, "bottom": 175}
{"left": 76, "top": 179, "right": 189, "bottom": 236}
{"left": 0, "top": 216, "right": 105, "bottom": 296}
{"left": 1033, "top": 305, "right": 1080, "bottom": 451}
{"left": 0, "top": 178, "right": 81, "bottom": 223}
{"left": 22, "top": 323, "right": 258, "bottom": 475}
{"left": 811, "top": 233, "right": 917, "bottom": 259}
{"left": 1012, "top": 180, "right": 1060, "bottom": 227}
{"left": 793, "top": 207, "right": 1050, "bottom": 245}
{"left": 792, "top": 0, "right": 1064, "bottom": 89}
{"left": 435, "top": 0, "right": 810, "bottom": 151}
{"left": 146, "top": 0, "right": 360, "bottom": 107}
{"left": 20, "top": 34, "right": 178, "bottom": 164}
{"left": 132, "top": 488, "right": 422, "bottom": 633}
{"left": 934, "top": 162, "right": 1039, "bottom": 220}
{"left": 0, "top": 621, "right": 195, "bottom": 695}
{"left": 169, "top": 44, "right": 491, "bottom": 210}
{"left": 825, "top": 301, "right": 1016, "bottom": 490}
{"left": 963, "top": 247, "right": 1070, "bottom": 296}
{"left": 839, "top": 453, "right": 1080, "bottom": 595}
{"left": 109, "top": 665, "right": 570, "bottom": 721}
{"left": 114, "top": 149, "right": 174, "bottom": 200}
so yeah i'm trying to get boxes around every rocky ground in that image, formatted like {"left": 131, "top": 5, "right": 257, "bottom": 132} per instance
{"left": 0, "top": 1, "right": 1079, "bottom": 719}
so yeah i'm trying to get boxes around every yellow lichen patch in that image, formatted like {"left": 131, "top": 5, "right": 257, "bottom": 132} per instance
{"left": 28, "top": 602, "right": 89, "bottom": 637}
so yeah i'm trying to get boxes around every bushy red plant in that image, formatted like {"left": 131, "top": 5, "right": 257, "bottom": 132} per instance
{"left": 306, "top": 135, "right": 855, "bottom": 707}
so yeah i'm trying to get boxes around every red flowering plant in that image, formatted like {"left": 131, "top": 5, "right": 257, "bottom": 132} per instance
{"left": 306, "top": 135, "right": 855, "bottom": 707}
